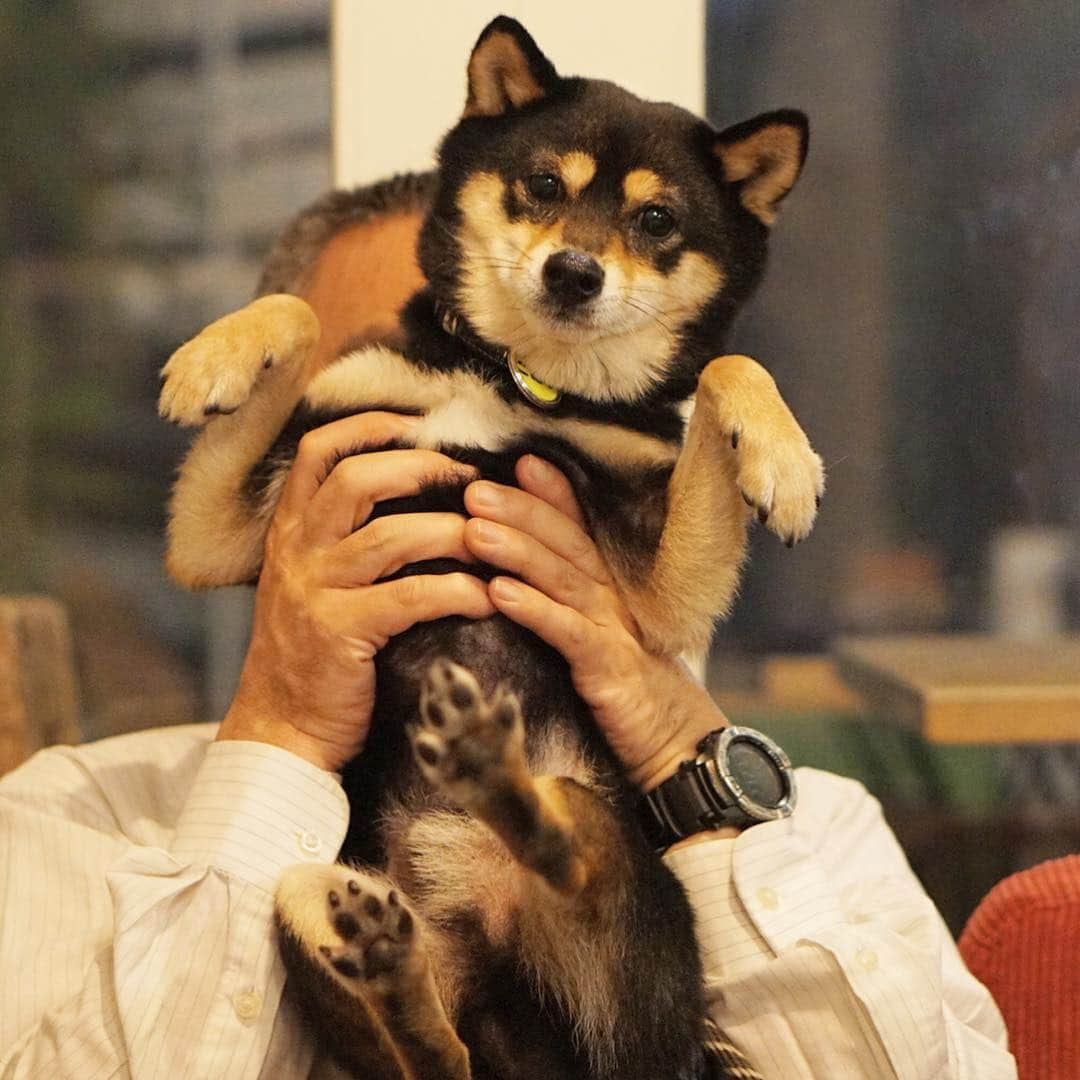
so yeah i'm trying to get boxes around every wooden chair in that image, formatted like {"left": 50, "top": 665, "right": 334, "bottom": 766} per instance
{"left": 0, "top": 596, "right": 82, "bottom": 774}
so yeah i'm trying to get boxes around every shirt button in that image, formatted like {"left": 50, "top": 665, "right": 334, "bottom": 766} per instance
{"left": 756, "top": 886, "right": 779, "bottom": 911}
{"left": 233, "top": 989, "right": 262, "bottom": 1021}
{"left": 856, "top": 947, "right": 879, "bottom": 972}
{"left": 298, "top": 830, "right": 322, "bottom": 856}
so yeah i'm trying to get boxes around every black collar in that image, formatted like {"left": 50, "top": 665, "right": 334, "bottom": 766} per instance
{"left": 433, "top": 300, "right": 563, "bottom": 410}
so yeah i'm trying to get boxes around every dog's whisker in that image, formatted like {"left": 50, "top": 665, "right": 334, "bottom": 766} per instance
{"left": 499, "top": 237, "right": 533, "bottom": 261}
{"left": 621, "top": 296, "right": 677, "bottom": 339}
{"left": 623, "top": 292, "right": 677, "bottom": 319}
{"left": 626, "top": 286, "right": 680, "bottom": 304}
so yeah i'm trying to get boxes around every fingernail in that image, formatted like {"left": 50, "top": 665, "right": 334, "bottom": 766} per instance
{"left": 471, "top": 519, "right": 501, "bottom": 543}
{"left": 524, "top": 455, "right": 556, "bottom": 484}
{"left": 470, "top": 481, "right": 502, "bottom": 509}
{"left": 491, "top": 577, "right": 522, "bottom": 602}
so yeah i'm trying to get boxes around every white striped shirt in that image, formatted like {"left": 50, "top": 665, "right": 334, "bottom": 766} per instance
{"left": 0, "top": 724, "right": 1015, "bottom": 1079}
{"left": 668, "top": 770, "right": 1016, "bottom": 1079}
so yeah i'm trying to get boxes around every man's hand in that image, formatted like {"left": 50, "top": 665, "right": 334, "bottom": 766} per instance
{"left": 463, "top": 455, "right": 727, "bottom": 792}
{"left": 219, "top": 412, "right": 494, "bottom": 773}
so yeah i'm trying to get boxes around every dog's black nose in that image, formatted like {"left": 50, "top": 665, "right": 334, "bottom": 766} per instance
{"left": 542, "top": 250, "right": 604, "bottom": 305}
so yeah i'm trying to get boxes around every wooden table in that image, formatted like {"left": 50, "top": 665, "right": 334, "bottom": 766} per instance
{"left": 832, "top": 634, "right": 1080, "bottom": 744}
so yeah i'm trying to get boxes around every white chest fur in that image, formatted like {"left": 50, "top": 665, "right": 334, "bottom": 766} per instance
{"left": 304, "top": 344, "right": 681, "bottom": 471}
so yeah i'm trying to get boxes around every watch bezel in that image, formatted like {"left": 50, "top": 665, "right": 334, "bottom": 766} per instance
{"left": 699, "top": 726, "right": 796, "bottom": 823}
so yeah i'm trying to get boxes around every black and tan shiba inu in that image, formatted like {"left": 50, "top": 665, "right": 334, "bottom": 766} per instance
{"left": 159, "top": 16, "right": 823, "bottom": 1080}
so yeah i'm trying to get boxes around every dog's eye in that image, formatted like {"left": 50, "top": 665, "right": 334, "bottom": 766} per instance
{"left": 640, "top": 205, "right": 676, "bottom": 238}
{"left": 526, "top": 172, "right": 563, "bottom": 202}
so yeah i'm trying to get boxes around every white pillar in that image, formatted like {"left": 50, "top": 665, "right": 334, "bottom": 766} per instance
{"left": 332, "top": 0, "right": 706, "bottom": 187}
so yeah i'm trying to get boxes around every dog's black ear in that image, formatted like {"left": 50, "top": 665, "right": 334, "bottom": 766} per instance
{"left": 713, "top": 110, "right": 809, "bottom": 226}
{"left": 464, "top": 16, "right": 559, "bottom": 118}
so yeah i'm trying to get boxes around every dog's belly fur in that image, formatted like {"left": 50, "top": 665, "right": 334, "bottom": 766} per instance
{"left": 338, "top": 615, "right": 704, "bottom": 1080}
{"left": 250, "top": 382, "right": 706, "bottom": 1077}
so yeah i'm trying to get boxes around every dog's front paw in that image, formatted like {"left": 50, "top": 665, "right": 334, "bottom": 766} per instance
{"left": 158, "top": 294, "right": 318, "bottom": 426}
{"left": 699, "top": 354, "right": 825, "bottom": 547}
{"left": 410, "top": 659, "right": 525, "bottom": 811}
{"left": 159, "top": 329, "right": 272, "bottom": 427}
{"left": 734, "top": 425, "right": 824, "bottom": 547}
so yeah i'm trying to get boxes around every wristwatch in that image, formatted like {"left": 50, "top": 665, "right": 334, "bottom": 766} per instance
{"left": 639, "top": 726, "right": 796, "bottom": 851}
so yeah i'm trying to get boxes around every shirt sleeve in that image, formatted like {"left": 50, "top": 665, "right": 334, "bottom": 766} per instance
{"left": 0, "top": 735, "right": 348, "bottom": 1080}
{"left": 663, "top": 768, "right": 1018, "bottom": 1080}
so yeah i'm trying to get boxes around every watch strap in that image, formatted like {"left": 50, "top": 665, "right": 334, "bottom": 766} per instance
{"left": 639, "top": 759, "right": 729, "bottom": 850}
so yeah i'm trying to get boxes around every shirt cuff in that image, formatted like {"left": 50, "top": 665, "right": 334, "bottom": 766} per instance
{"left": 170, "top": 740, "right": 349, "bottom": 892}
{"left": 664, "top": 819, "right": 849, "bottom": 981}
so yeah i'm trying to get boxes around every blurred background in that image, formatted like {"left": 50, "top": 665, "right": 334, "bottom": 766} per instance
{"left": 1, "top": 0, "right": 1077, "bottom": 931}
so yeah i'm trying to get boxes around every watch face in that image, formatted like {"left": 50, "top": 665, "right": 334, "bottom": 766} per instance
{"left": 727, "top": 738, "right": 785, "bottom": 805}
{"left": 706, "top": 726, "right": 796, "bottom": 822}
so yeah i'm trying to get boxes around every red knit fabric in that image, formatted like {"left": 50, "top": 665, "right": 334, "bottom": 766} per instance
{"left": 959, "top": 855, "right": 1080, "bottom": 1080}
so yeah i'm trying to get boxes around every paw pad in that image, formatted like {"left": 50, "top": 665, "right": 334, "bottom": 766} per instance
{"left": 316, "top": 873, "right": 415, "bottom": 984}
{"left": 409, "top": 660, "right": 524, "bottom": 807}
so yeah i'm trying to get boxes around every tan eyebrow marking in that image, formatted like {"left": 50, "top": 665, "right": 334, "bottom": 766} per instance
{"left": 622, "top": 168, "right": 666, "bottom": 207}
{"left": 558, "top": 151, "right": 597, "bottom": 197}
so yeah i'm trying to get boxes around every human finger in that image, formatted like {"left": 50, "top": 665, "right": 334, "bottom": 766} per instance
{"left": 486, "top": 575, "right": 599, "bottom": 669}
{"left": 278, "top": 412, "right": 422, "bottom": 520}
{"left": 463, "top": 517, "right": 612, "bottom": 620}
{"left": 358, "top": 572, "right": 495, "bottom": 640}
{"left": 464, "top": 478, "right": 610, "bottom": 585}
{"left": 515, "top": 455, "right": 588, "bottom": 530}
{"left": 322, "top": 512, "right": 475, "bottom": 586}
{"left": 305, "top": 449, "right": 478, "bottom": 545}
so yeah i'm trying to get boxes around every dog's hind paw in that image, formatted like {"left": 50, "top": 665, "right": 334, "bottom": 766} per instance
{"left": 411, "top": 659, "right": 526, "bottom": 812}
{"left": 319, "top": 875, "right": 416, "bottom": 985}
{"left": 275, "top": 863, "right": 471, "bottom": 1079}
{"left": 158, "top": 294, "right": 318, "bottom": 426}
{"left": 276, "top": 864, "right": 423, "bottom": 995}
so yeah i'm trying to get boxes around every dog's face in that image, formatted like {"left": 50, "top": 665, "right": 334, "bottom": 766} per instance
{"left": 419, "top": 17, "right": 808, "bottom": 404}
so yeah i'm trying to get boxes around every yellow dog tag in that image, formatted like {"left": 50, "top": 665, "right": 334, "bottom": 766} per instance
{"left": 508, "top": 354, "right": 561, "bottom": 408}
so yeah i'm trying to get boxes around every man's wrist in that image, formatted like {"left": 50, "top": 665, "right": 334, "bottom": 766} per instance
{"left": 628, "top": 675, "right": 728, "bottom": 793}
{"left": 638, "top": 734, "right": 745, "bottom": 850}
{"left": 217, "top": 703, "right": 344, "bottom": 774}
{"left": 634, "top": 732, "right": 709, "bottom": 793}
{"left": 636, "top": 717, "right": 747, "bottom": 850}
